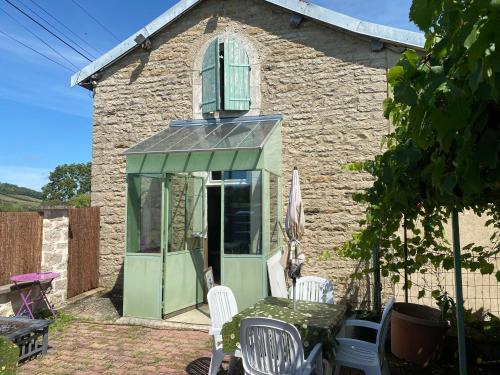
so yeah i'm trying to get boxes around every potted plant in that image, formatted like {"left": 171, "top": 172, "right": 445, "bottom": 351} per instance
{"left": 443, "top": 307, "right": 500, "bottom": 366}
{"left": 391, "top": 291, "right": 452, "bottom": 366}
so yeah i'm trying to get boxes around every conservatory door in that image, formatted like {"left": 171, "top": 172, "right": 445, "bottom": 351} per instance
{"left": 221, "top": 170, "right": 266, "bottom": 310}
{"left": 163, "top": 173, "right": 205, "bottom": 315}
{"left": 123, "top": 174, "right": 164, "bottom": 319}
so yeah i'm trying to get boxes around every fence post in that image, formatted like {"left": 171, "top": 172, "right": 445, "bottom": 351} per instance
{"left": 372, "top": 245, "right": 381, "bottom": 314}
{"left": 452, "top": 209, "right": 467, "bottom": 375}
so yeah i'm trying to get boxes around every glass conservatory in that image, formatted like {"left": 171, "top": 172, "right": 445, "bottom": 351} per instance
{"left": 122, "top": 115, "right": 283, "bottom": 319}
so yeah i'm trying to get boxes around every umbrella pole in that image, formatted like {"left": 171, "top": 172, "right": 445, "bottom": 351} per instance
{"left": 452, "top": 209, "right": 467, "bottom": 375}
{"left": 293, "top": 277, "right": 297, "bottom": 311}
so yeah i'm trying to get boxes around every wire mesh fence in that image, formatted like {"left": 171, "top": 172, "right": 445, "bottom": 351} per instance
{"left": 391, "top": 257, "right": 500, "bottom": 316}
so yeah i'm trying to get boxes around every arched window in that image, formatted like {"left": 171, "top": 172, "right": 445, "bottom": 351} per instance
{"left": 201, "top": 38, "right": 250, "bottom": 114}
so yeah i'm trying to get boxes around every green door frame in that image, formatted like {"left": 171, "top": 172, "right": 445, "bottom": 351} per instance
{"left": 219, "top": 170, "right": 271, "bottom": 310}
{"left": 123, "top": 174, "right": 165, "bottom": 320}
{"left": 163, "top": 173, "right": 205, "bottom": 315}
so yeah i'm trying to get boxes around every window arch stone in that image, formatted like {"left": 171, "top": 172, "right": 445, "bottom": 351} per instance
{"left": 192, "top": 32, "right": 261, "bottom": 119}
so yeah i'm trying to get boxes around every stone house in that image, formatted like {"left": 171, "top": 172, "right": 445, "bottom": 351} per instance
{"left": 72, "top": 0, "right": 423, "bottom": 319}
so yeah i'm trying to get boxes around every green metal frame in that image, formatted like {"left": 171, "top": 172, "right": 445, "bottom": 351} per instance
{"left": 124, "top": 124, "right": 282, "bottom": 318}
{"left": 123, "top": 174, "right": 165, "bottom": 319}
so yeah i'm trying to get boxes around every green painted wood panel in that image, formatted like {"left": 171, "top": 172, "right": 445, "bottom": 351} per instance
{"left": 201, "top": 39, "right": 220, "bottom": 113}
{"left": 163, "top": 249, "right": 204, "bottom": 314}
{"left": 222, "top": 255, "right": 265, "bottom": 310}
{"left": 123, "top": 254, "right": 163, "bottom": 319}
{"left": 126, "top": 150, "right": 263, "bottom": 174}
{"left": 224, "top": 39, "right": 250, "bottom": 111}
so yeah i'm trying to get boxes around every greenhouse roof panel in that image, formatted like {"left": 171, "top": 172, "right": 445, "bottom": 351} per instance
{"left": 124, "top": 115, "right": 282, "bottom": 155}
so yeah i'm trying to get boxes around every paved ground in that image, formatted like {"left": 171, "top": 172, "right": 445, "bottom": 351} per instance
{"left": 62, "top": 290, "right": 122, "bottom": 321}
{"left": 17, "top": 320, "right": 500, "bottom": 375}
{"left": 19, "top": 322, "right": 217, "bottom": 375}
{"left": 17, "top": 292, "right": 498, "bottom": 375}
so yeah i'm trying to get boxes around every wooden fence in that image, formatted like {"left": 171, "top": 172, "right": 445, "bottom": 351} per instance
{"left": 0, "top": 212, "right": 43, "bottom": 285}
{"left": 67, "top": 207, "right": 100, "bottom": 298}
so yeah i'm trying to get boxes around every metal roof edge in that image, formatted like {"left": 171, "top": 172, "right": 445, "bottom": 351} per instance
{"left": 70, "top": 0, "right": 202, "bottom": 87}
{"left": 170, "top": 114, "right": 283, "bottom": 127}
{"left": 71, "top": 0, "right": 424, "bottom": 87}
{"left": 266, "top": 0, "right": 424, "bottom": 49}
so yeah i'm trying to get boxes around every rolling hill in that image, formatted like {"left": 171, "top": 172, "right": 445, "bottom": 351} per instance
{"left": 0, "top": 182, "right": 43, "bottom": 212}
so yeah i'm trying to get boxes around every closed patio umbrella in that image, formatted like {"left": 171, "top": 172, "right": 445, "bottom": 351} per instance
{"left": 284, "top": 167, "right": 305, "bottom": 310}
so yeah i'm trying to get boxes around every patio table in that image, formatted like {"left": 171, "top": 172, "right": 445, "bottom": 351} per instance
{"left": 221, "top": 296, "right": 347, "bottom": 361}
{"left": 10, "top": 272, "right": 60, "bottom": 319}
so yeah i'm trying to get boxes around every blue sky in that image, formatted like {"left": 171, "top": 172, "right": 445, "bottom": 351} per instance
{"left": 0, "top": 0, "right": 417, "bottom": 191}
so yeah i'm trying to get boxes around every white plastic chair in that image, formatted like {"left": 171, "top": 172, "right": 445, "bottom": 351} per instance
{"left": 267, "top": 251, "right": 288, "bottom": 298}
{"left": 204, "top": 266, "right": 215, "bottom": 291}
{"left": 333, "top": 298, "right": 395, "bottom": 375}
{"left": 293, "top": 276, "right": 334, "bottom": 304}
{"left": 240, "top": 317, "right": 324, "bottom": 375}
{"left": 207, "top": 286, "right": 240, "bottom": 375}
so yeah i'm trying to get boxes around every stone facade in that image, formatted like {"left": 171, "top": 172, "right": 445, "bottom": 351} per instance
{"left": 91, "top": 0, "right": 402, "bottom": 303}
{"left": 40, "top": 210, "right": 69, "bottom": 306}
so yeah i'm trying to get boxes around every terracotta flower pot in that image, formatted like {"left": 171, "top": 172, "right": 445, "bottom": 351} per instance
{"left": 391, "top": 302, "right": 449, "bottom": 367}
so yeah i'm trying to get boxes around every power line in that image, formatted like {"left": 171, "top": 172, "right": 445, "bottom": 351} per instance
{"left": 70, "top": 0, "right": 119, "bottom": 42}
{"left": 17, "top": 0, "right": 97, "bottom": 59}
{"left": 26, "top": 0, "right": 101, "bottom": 58}
{"left": 2, "top": 0, "right": 92, "bottom": 62}
{"left": 0, "top": 6, "right": 78, "bottom": 71}
{"left": 0, "top": 27, "right": 73, "bottom": 72}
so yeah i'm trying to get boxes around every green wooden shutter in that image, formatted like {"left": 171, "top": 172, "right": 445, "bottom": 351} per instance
{"left": 201, "top": 39, "right": 220, "bottom": 113}
{"left": 224, "top": 39, "right": 250, "bottom": 111}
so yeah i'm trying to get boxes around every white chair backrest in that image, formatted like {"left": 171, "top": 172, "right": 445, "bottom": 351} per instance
{"left": 240, "top": 317, "right": 305, "bottom": 375}
{"left": 376, "top": 297, "right": 395, "bottom": 358}
{"left": 204, "top": 267, "right": 215, "bottom": 291}
{"left": 294, "top": 276, "right": 334, "bottom": 304}
{"left": 207, "top": 286, "right": 238, "bottom": 330}
{"left": 267, "top": 251, "right": 288, "bottom": 298}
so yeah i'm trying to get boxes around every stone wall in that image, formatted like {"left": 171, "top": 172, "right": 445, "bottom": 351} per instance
{"left": 40, "top": 210, "right": 69, "bottom": 307}
{"left": 90, "top": 0, "right": 400, "bottom": 302}
{"left": 0, "top": 210, "right": 70, "bottom": 317}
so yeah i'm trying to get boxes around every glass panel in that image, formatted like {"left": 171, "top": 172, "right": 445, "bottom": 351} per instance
{"left": 269, "top": 173, "right": 279, "bottom": 250}
{"left": 124, "top": 116, "right": 281, "bottom": 155}
{"left": 127, "top": 175, "right": 162, "bottom": 253}
{"left": 168, "top": 174, "right": 187, "bottom": 252}
{"left": 224, "top": 170, "right": 262, "bottom": 255}
{"left": 237, "top": 120, "right": 275, "bottom": 148}
{"left": 168, "top": 174, "right": 204, "bottom": 252}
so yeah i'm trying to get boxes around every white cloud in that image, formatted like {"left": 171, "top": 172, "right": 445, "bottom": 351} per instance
{"left": 0, "top": 165, "right": 51, "bottom": 191}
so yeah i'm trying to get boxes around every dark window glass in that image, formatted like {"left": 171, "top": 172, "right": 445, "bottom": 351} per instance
{"left": 224, "top": 171, "right": 262, "bottom": 255}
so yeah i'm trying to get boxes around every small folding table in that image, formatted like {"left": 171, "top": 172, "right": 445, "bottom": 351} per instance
{"left": 10, "top": 272, "right": 60, "bottom": 319}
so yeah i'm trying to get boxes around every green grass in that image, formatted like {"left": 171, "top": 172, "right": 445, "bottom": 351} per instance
{"left": 34, "top": 310, "right": 79, "bottom": 332}
{"left": 0, "top": 193, "right": 41, "bottom": 212}
{"left": 0, "top": 337, "right": 18, "bottom": 375}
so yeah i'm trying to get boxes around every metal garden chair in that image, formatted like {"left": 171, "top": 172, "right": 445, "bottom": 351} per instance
{"left": 240, "top": 317, "right": 324, "bottom": 375}
{"left": 293, "top": 276, "right": 334, "bottom": 304}
{"left": 333, "top": 297, "right": 395, "bottom": 375}
{"left": 207, "top": 285, "right": 240, "bottom": 375}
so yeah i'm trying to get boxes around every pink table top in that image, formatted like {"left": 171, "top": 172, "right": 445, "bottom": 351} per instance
{"left": 10, "top": 272, "right": 60, "bottom": 283}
